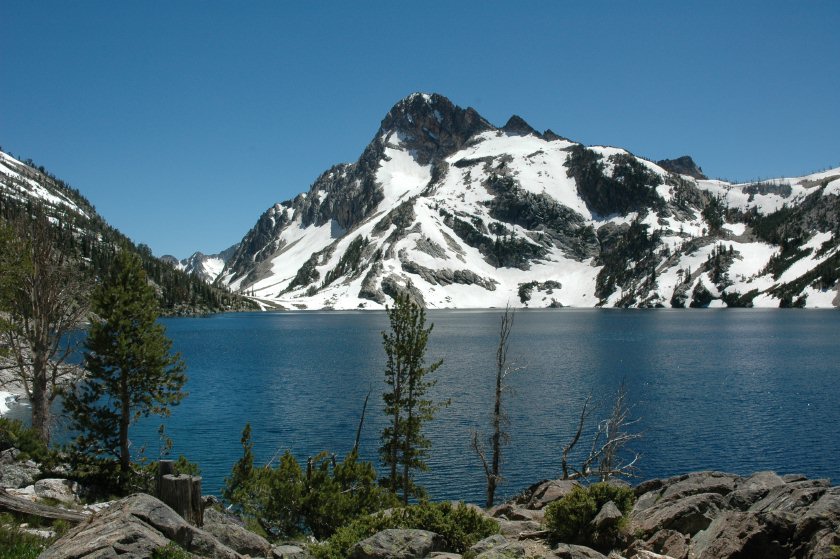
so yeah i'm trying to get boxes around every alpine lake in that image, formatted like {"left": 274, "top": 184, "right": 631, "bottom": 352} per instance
{"left": 11, "top": 309, "right": 840, "bottom": 504}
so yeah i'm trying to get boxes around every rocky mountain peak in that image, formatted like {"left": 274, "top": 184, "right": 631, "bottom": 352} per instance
{"left": 501, "top": 115, "right": 538, "bottom": 137}
{"left": 378, "top": 92, "right": 494, "bottom": 164}
{"left": 657, "top": 155, "right": 707, "bottom": 180}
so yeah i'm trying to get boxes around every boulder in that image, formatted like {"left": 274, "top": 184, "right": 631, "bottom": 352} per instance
{"left": 489, "top": 503, "right": 545, "bottom": 522}
{"left": 34, "top": 478, "right": 80, "bottom": 504}
{"left": 349, "top": 528, "right": 444, "bottom": 559}
{"left": 726, "top": 471, "right": 785, "bottom": 510}
{"left": 466, "top": 534, "right": 508, "bottom": 557}
{"left": 790, "top": 487, "right": 840, "bottom": 557}
{"left": 552, "top": 543, "right": 608, "bottom": 558}
{"left": 526, "top": 480, "right": 580, "bottom": 510}
{"left": 591, "top": 501, "right": 623, "bottom": 531}
{"left": 749, "top": 478, "right": 830, "bottom": 515}
{"left": 630, "top": 492, "right": 726, "bottom": 537}
{"left": 0, "top": 447, "right": 21, "bottom": 464}
{"left": 273, "top": 543, "right": 312, "bottom": 558}
{"left": 657, "top": 471, "right": 738, "bottom": 502}
{"left": 496, "top": 518, "right": 542, "bottom": 539}
{"left": 629, "top": 529, "right": 690, "bottom": 559}
{"left": 40, "top": 493, "right": 244, "bottom": 559}
{"left": 690, "top": 510, "right": 795, "bottom": 559}
{"left": 474, "top": 541, "right": 530, "bottom": 558}
{"left": 0, "top": 460, "right": 40, "bottom": 488}
{"left": 203, "top": 507, "right": 273, "bottom": 557}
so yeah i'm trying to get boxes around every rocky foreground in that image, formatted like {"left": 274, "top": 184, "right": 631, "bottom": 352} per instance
{"left": 1, "top": 450, "right": 838, "bottom": 559}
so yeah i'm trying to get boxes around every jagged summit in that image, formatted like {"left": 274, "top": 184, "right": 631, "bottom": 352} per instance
{"left": 657, "top": 155, "right": 707, "bottom": 180}
{"left": 501, "top": 115, "right": 538, "bottom": 137}
{"left": 378, "top": 93, "right": 493, "bottom": 164}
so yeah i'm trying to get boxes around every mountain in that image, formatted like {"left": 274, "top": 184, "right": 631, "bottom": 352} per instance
{"left": 162, "top": 245, "right": 236, "bottom": 284}
{"left": 211, "top": 93, "right": 840, "bottom": 310}
{"left": 0, "top": 150, "right": 256, "bottom": 315}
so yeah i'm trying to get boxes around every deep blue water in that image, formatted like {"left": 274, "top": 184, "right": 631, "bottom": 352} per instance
{"left": 15, "top": 309, "right": 840, "bottom": 503}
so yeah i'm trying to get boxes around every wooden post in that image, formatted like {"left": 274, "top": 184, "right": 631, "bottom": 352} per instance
{"left": 159, "top": 473, "right": 203, "bottom": 527}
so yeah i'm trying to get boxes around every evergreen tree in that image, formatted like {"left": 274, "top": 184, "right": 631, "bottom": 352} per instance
{"left": 0, "top": 212, "right": 89, "bottom": 444}
{"left": 64, "top": 251, "right": 186, "bottom": 488}
{"left": 380, "top": 293, "right": 446, "bottom": 504}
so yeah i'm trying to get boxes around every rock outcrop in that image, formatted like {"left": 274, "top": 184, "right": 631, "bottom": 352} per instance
{"left": 40, "top": 493, "right": 245, "bottom": 559}
{"left": 27, "top": 470, "right": 839, "bottom": 559}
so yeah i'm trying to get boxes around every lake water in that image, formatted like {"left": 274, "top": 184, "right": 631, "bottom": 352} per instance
{"left": 14, "top": 309, "right": 840, "bottom": 503}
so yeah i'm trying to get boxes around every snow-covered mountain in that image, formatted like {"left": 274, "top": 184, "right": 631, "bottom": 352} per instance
{"left": 1, "top": 150, "right": 255, "bottom": 314}
{"left": 160, "top": 95, "right": 840, "bottom": 308}
{"left": 162, "top": 246, "right": 236, "bottom": 284}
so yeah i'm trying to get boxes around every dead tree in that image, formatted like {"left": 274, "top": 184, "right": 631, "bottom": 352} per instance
{"left": 472, "top": 304, "right": 516, "bottom": 508}
{"left": 560, "top": 380, "right": 641, "bottom": 481}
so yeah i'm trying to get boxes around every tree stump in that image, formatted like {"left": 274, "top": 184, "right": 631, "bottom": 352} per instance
{"left": 158, "top": 471, "right": 203, "bottom": 527}
{"left": 156, "top": 459, "right": 175, "bottom": 498}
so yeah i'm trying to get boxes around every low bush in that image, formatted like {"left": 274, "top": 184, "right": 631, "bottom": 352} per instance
{"left": 544, "top": 482, "right": 635, "bottom": 550}
{"left": 151, "top": 542, "right": 192, "bottom": 559}
{"left": 0, "top": 523, "right": 50, "bottom": 559}
{"left": 0, "top": 417, "right": 50, "bottom": 464}
{"left": 311, "top": 501, "right": 499, "bottom": 559}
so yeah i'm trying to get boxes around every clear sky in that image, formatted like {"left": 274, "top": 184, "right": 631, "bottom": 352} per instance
{"left": 2, "top": 1, "right": 838, "bottom": 259}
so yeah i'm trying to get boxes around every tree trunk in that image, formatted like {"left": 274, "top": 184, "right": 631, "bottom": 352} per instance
{"left": 159, "top": 474, "right": 203, "bottom": 526}
{"left": 0, "top": 489, "right": 86, "bottom": 522}
{"left": 119, "top": 377, "right": 131, "bottom": 488}
{"left": 156, "top": 460, "right": 175, "bottom": 498}
{"left": 29, "top": 373, "right": 50, "bottom": 445}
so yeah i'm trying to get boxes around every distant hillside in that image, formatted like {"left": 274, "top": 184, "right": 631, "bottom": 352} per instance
{"left": 0, "top": 150, "right": 257, "bottom": 315}
{"left": 207, "top": 93, "right": 840, "bottom": 309}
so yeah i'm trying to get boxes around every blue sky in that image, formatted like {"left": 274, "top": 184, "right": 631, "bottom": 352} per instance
{"left": 2, "top": 1, "right": 838, "bottom": 259}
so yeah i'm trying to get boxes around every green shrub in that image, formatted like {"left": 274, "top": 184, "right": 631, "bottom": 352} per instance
{"left": 311, "top": 501, "right": 499, "bottom": 559}
{"left": 587, "top": 482, "right": 635, "bottom": 515}
{"left": 223, "top": 424, "right": 397, "bottom": 540}
{"left": 0, "top": 417, "right": 50, "bottom": 464}
{"left": 544, "top": 486, "right": 597, "bottom": 544}
{"left": 543, "top": 482, "right": 635, "bottom": 550}
{"left": 0, "top": 523, "right": 50, "bottom": 559}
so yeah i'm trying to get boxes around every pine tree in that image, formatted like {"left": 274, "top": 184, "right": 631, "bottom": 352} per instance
{"left": 0, "top": 212, "right": 89, "bottom": 444}
{"left": 64, "top": 251, "right": 186, "bottom": 488}
{"left": 380, "top": 293, "right": 445, "bottom": 504}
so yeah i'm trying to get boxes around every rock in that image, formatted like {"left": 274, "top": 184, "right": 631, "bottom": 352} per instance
{"left": 466, "top": 534, "right": 508, "bottom": 557}
{"left": 0, "top": 460, "right": 40, "bottom": 488}
{"left": 726, "top": 471, "right": 785, "bottom": 510}
{"left": 489, "top": 503, "right": 545, "bottom": 522}
{"left": 629, "top": 551, "right": 679, "bottom": 559}
{"left": 527, "top": 479, "right": 580, "bottom": 510}
{"left": 657, "top": 471, "right": 738, "bottom": 501}
{"left": 791, "top": 486, "right": 840, "bottom": 557}
{"left": 474, "top": 541, "right": 530, "bottom": 558}
{"left": 690, "top": 510, "right": 795, "bottom": 559}
{"left": 430, "top": 553, "right": 462, "bottom": 559}
{"left": 630, "top": 492, "right": 726, "bottom": 537}
{"left": 635, "top": 529, "right": 690, "bottom": 559}
{"left": 496, "top": 518, "right": 542, "bottom": 539}
{"left": 40, "top": 493, "right": 244, "bottom": 559}
{"left": 203, "top": 507, "right": 273, "bottom": 557}
{"left": 749, "top": 478, "right": 830, "bottom": 515}
{"left": 1, "top": 447, "right": 21, "bottom": 464}
{"left": 34, "top": 478, "right": 80, "bottom": 504}
{"left": 349, "top": 528, "right": 444, "bottom": 559}
{"left": 273, "top": 543, "right": 312, "bottom": 558}
{"left": 553, "top": 543, "right": 608, "bottom": 558}
{"left": 592, "top": 501, "right": 623, "bottom": 530}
